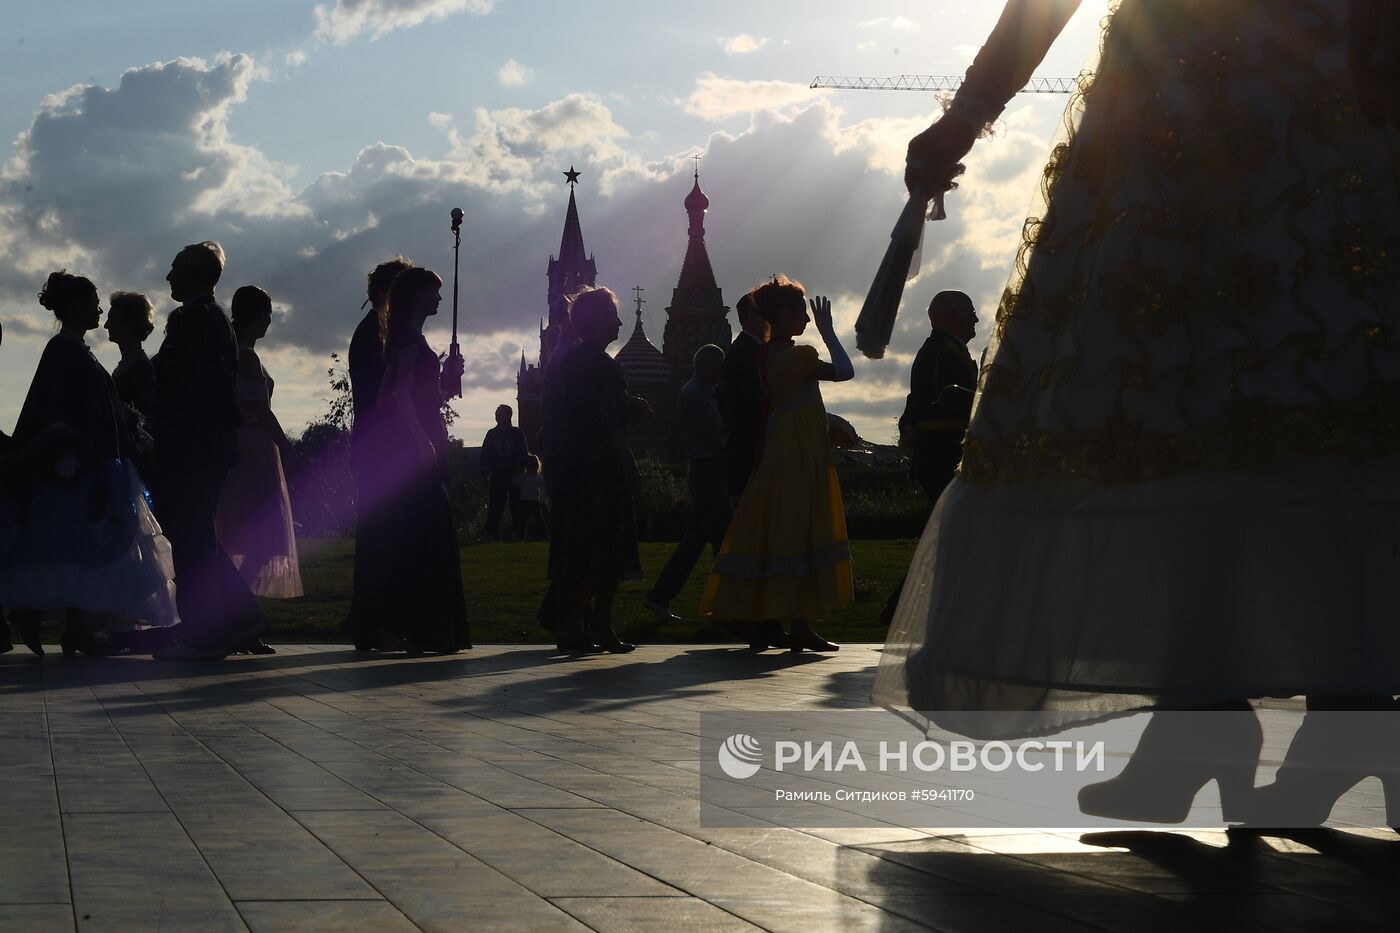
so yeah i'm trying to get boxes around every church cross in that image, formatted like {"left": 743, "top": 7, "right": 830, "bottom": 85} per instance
{"left": 632, "top": 285, "right": 646, "bottom": 321}
{"left": 691, "top": 153, "right": 702, "bottom": 179}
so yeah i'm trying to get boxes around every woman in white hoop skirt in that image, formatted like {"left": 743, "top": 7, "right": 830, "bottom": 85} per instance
{"left": 876, "top": 0, "right": 1400, "bottom": 819}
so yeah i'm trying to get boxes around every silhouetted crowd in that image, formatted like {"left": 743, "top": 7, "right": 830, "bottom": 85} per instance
{"left": 3, "top": 244, "right": 976, "bottom": 659}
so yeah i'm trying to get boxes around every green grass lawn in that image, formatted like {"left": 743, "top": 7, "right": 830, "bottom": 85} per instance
{"left": 264, "top": 538, "right": 918, "bottom": 644}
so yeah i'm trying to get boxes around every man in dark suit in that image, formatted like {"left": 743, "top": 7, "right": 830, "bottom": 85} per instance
{"left": 343, "top": 256, "right": 411, "bottom": 649}
{"left": 898, "top": 290, "right": 979, "bottom": 502}
{"left": 152, "top": 241, "right": 266, "bottom": 658}
{"left": 479, "top": 404, "right": 530, "bottom": 541}
{"left": 644, "top": 344, "right": 730, "bottom": 622}
{"left": 881, "top": 290, "right": 979, "bottom": 628}
{"left": 719, "top": 292, "right": 768, "bottom": 500}
{"left": 715, "top": 292, "right": 787, "bottom": 649}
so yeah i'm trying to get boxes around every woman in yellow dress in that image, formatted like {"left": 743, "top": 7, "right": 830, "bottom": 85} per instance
{"left": 701, "top": 276, "right": 855, "bottom": 652}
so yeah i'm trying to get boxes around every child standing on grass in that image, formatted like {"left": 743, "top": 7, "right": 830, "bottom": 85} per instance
{"left": 516, "top": 455, "right": 548, "bottom": 541}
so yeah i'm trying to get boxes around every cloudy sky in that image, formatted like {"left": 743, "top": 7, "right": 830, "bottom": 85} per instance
{"left": 0, "top": 0, "right": 1112, "bottom": 445}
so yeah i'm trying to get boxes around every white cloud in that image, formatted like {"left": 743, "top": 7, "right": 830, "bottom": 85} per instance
{"left": 0, "top": 54, "right": 303, "bottom": 286}
{"left": 313, "top": 0, "right": 493, "bottom": 44}
{"left": 859, "top": 16, "right": 920, "bottom": 31}
{"left": 719, "top": 34, "right": 769, "bottom": 55}
{"left": 683, "top": 73, "right": 821, "bottom": 121}
{"left": 497, "top": 58, "right": 531, "bottom": 86}
{"left": 856, "top": 40, "right": 877, "bottom": 52}
{"left": 451, "top": 94, "right": 635, "bottom": 194}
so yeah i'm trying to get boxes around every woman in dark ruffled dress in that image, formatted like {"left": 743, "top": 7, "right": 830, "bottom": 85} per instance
{"left": 370, "top": 267, "right": 470, "bottom": 653}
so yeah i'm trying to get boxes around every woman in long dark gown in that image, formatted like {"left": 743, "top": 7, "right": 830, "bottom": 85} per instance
{"left": 371, "top": 266, "right": 470, "bottom": 653}
{"left": 545, "top": 286, "right": 641, "bottom": 654}
{"left": 0, "top": 272, "right": 177, "bottom": 655}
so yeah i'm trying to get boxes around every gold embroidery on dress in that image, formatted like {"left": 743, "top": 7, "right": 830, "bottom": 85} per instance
{"left": 960, "top": 0, "right": 1400, "bottom": 485}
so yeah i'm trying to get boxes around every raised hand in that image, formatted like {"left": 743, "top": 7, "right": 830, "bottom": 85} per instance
{"left": 809, "top": 295, "right": 834, "bottom": 333}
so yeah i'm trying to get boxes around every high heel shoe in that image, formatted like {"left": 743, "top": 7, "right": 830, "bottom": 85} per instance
{"left": 1243, "top": 706, "right": 1400, "bottom": 828}
{"left": 589, "top": 630, "right": 635, "bottom": 654}
{"left": 1078, "top": 708, "right": 1262, "bottom": 824}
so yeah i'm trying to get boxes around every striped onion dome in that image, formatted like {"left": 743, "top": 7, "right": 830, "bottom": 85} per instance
{"left": 614, "top": 311, "right": 671, "bottom": 387}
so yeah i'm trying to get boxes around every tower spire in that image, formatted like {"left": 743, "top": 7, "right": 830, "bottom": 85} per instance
{"left": 545, "top": 165, "right": 599, "bottom": 361}
{"left": 558, "top": 186, "right": 587, "bottom": 265}
{"left": 664, "top": 161, "right": 731, "bottom": 389}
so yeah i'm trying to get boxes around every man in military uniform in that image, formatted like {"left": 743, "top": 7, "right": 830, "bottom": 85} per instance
{"left": 899, "top": 290, "right": 979, "bottom": 503}
{"left": 881, "top": 291, "right": 978, "bottom": 628}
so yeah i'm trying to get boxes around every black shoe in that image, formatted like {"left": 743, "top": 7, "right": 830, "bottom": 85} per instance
{"left": 642, "top": 595, "right": 681, "bottom": 624}
{"left": 593, "top": 634, "right": 636, "bottom": 654}
{"left": 761, "top": 621, "right": 791, "bottom": 650}
{"left": 587, "top": 624, "right": 636, "bottom": 654}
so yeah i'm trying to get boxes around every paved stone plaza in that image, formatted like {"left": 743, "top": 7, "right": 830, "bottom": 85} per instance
{"left": 2, "top": 645, "right": 1397, "bottom": 931}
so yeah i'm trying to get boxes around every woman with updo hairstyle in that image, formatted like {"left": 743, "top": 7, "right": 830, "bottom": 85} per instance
{"left": 545, "top": 285, "right": 644, "bottom": 653}
{"left": 700, "top": 275, "right": 856, "bottom": 652}
{"left": 214, "top": 286, "right": 303, "bottom": 642}
{"left": 366, "top": 265, "right": 471, "bottom": 653}
{"left": 105, "top": 290, "right": 158, "bottom": 485}
{"left": 0, "top": 271, "right": 177, "bottom": 656}
{"left": 106, "top": 291, "right": 157, "bottom": 423}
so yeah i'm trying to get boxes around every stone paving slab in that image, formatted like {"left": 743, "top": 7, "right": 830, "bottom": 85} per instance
{"left": 2, "top": 645, "right": 1399, "bottom": 932}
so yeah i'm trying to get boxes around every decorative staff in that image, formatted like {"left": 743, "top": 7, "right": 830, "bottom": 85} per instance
{"left": 445, "top": 206, "right": 465, "bottom": 397}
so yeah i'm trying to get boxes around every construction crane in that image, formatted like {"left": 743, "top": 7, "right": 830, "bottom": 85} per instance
{"left": 810, "top": 75, "right": 1077, "bottom": 93}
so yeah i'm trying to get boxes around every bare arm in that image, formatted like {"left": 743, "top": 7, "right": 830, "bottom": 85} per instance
{"left": 255, "top": 407, "right": 294, "bottom": 456}
{"left": 906, "top": 0, "right": 1082, "bottom": 193}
